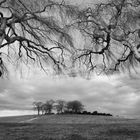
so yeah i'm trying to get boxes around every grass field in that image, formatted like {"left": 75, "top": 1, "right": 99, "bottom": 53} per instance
{"left": 0, "top": 115, "right": 140, "bottom": 140}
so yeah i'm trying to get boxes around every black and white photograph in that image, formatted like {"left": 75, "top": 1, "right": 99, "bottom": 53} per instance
{"left": 0, "top": 0, "right": 140, "bottom": 139}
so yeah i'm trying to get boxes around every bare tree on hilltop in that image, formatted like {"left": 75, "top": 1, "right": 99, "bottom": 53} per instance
{"left": 43, "top": 99, "right": 55, "bottom": 114}
{"left": 55, "top": 99, "right": 66, "bottom": 114}
{"left": 66, "top": 100, "right": 84, "bottom": 114}
{"left": 33, "top": 101, "right": 43, "bottom": 115}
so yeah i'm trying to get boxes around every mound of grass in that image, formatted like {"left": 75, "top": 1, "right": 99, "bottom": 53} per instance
{"left": 0, "top": 115, "right": 140, "bottom": 140}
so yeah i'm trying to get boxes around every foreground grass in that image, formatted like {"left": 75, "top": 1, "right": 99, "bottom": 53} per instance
{"left": 0, "top": 115, "right": 140, "bottom": 140}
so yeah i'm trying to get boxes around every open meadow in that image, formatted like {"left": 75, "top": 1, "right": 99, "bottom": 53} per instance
{"left": 0, "top": 115, "right": 140, "bottom": 140}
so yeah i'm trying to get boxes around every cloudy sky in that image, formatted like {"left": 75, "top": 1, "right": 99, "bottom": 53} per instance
{"left": 0, "top": 66, "right": 140, "bottom": 118}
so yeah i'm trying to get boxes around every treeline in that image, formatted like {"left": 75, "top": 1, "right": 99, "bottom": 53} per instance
{"left": 33, "top": 100, "right": 112, "bottom": 116}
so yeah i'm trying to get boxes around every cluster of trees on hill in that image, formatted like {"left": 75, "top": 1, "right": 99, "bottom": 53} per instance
{"left": 33, "top": 100, "right": 112, "bottom": 116}
{"left": 33, "top": 100, "right": 83, "bottom": 115}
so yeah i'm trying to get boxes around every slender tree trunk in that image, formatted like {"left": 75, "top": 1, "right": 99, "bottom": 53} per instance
{"left": 0, "top": 18, "right": 6, "bottom": 47}
{"left": 0, "top": 17, "right": 6, "bottom": 75}
{"left": 60, "top": 108, "right": 62, "bottom": 114}
{"left": 37, "top": 108, "right": 40, "bottom": 116}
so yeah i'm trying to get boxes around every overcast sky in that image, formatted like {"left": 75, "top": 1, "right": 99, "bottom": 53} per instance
{"left": 0, "top": 67, "right": 140, "bottom": 118}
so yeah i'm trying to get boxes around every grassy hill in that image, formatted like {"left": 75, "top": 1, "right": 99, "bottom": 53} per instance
{"left": 0, "top": 115, "right": 140, "bottom": 140}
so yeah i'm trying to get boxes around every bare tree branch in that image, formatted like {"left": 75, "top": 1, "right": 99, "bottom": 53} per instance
{"left": 72, "top": 0, "right": 140, "bottom": 75}
{"left": 0, "top": 0, "right": 78, "bottom": 77}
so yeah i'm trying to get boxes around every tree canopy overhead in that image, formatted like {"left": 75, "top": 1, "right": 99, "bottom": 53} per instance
{"left": 0, "top": 0, "right": 78, "bottom": 77}
{"left": 74, "top": 0, "right": 140, "bottom": 75}
{"left": 0, "top": 0, "right": 140, "bottom": 78}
